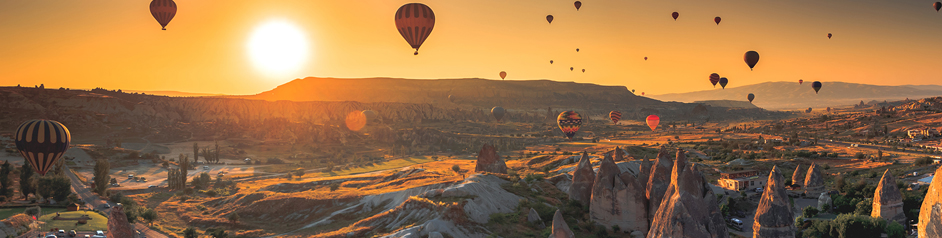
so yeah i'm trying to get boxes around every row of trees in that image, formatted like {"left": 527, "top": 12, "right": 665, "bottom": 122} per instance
{"left": 194, "top": 142, "right": 222, "bottom": 164}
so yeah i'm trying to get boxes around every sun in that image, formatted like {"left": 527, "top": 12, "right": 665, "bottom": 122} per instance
{"left": 247, "top": 20, "right": 309, "bottom": 77}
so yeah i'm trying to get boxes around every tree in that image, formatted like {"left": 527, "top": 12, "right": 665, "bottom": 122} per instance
{"left": 803, "top": 206, "right": 819, "bottom": 218}
{"left": 0, "top": 161, "right": 11, "bottom": 197}
{"left": 854, "top": 198, "right": 873, "bottom": 215}
{"left": 451, "top": 165, "right": 460, "bottom": 174}
{"left": 835, "top": 176, "right": 846, "bottom": 193}
{"left": 183, "top": 227, "right": 198, "bottom": 238}
{"left": 214, "top": 141, "right": 220, "bottom": 164}
{"left": 205, "top": 228, "right": 228, "bottom": 238}
{"left": 24, "top": 206, "right": 40, "bottom": 216}
{"left": 193, "top": 143, "right": 200, "bottom": 164}
{"left": 886, "top": 221, "right": 905, "bottom": 238}
{"left": 855, "top": 152, "right": 866, "bottom": 160}
{"left": 329, "top": 183, "right": 340, "bottom": 191}
{"left": 227, "top": 213, "right": 239, "bottom": 224}
{"left": 19, "top": 163, "right": 34, "bottom": 200}
{"left": 37, "top": 176, "right": 72, "bottom": 202}
{"left": 94, "top": 159, "right": 111, "bottom": 195}
{"left": 141, "top": 209, "right": 157, "bottom": 225}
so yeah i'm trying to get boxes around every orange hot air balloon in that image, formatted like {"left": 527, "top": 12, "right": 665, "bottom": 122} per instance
{"left": 714, "top": 16, "right": 721, "bottom": 25}
{"left": 671, "top": 12, "right": 679, "bottom": 20}
{"left": 546, "top": 15, "right": 554, "bottom": 24}
{"left": 499, "top": 71, "right": 507, "bottom": 80}
{"left": 150, "top": 0, "right": 177, "bottom": 30}
{"left": 395, "top": 3, "right": 435, "bottom": 55}
{"left": 574, "top": 1, "right": 582, "bottom": 10}
{"left": 646, "top": 115, "right": 660, "bottom": 131}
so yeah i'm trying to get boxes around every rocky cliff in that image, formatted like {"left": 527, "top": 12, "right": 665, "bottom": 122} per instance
{"left": 589, "top": 153, "right": 648, "bottom": 234}
{"left": 919, "top": 166, "right": 942, "bottom": 238}
{"left": 872, "top": 169, "right": 906, "bottom": 225}
{"left": 646, "top": 148, "right": 728, "bottom": 238}
{"left": 752, "top": 166, "right": 796, "bottom": 238}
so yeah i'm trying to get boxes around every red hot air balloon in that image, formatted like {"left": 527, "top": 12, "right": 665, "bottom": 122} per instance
{"left": 714, "top": 16, "right": 721, "bottom": 25}
{"left": 574, "top": 1, "right": 582, "bottom": 10}
{"left": 15, "top": 120, "right": 71, "bottom": 176}
{"left": 150, "top": 0, "right": 177, "bottom": 30}
{"left": 609, "top": 111, "right": 622, "bottom": 124}
{"left": 395, "top": 3, "right": 436, "bottom": 55}
{"left": 499, "top": 71, "right": 507, "bottom": 80}
{"left": 581, "top": 69, "right": 585, "bottom": 73}
{"left": 799, "top": 79, "right": 804, "bottom": 85}
{"left": 827, "top": 33, "right": 832, "bottom": 39}
{"left": 935, "top": 2, "right": 941, "bottom": 12}
{"left": 709, "top": 73, "right": 720, "bottom": 87}
{"left": 646, "top": 115, "right": 660, "bottom": 131}
{"left": 744, "top": 51, "right": 760, "bottom": 70}
{"left": 672, "top": 12, "right": 679, "bottom": 20}
{"left": 546, "top": 15, "right": 554, "bottom": 24}
{"left": 644, "top": 57, "right": 648, "bottom": 61}
{"left": 641, "top": 92, "right": 645, "bottom": 96}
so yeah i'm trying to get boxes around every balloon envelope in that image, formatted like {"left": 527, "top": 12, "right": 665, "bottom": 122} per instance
{"left": 550, "top": 60, "right": 554, "bottom": 64}
{"left": 448, "top": 94, "right": 455, "bottom": 102}
{"left": 709, "top": 73, "right": 720, "bottom": 87}
{"left": 936, "top": 2, "right": 941, "bottom": 11}
{"left": 827, "top": 33, "right": 832, "bottom": 39}
{"left": 646, "top": 115, "right": 660, "bottom": 131}
{"left": 644, "top": 57, "right": 648, "bottom": 60}
{"left": 811, "top": 81, "right": 823, "bottom": 94}
{"left": 581, "top": 69, "right": 585, "bottom": 73}
{"left": 799, "top": 79, "right": 803, "bottom": 85}
{"left": 499, "top": 71, "right": 507, "bottom": 80}
{"left": 719, "top": 77, "right": 729, "bottom": 89}
{"left": 491, "top": 106, "right": 506, "bottom": 121}
{"left": 15, "top": 119, "right": 71, "bottom": 176}
{"left": 574, "top": 1, "right": 581, "bottom": 10}
{"left": 609, "top": 111, "right": 622, "bottom": 124}
{"left": 672, "top": 12, "right": 679, "bottom": 20}
{"left": 557, "top": 111, "right": 583, "bottom": 140}
{"left": 827, "top": 107, "right": 831, "bottom": 112}
{"left": 744, "top": 51, "right": 760, "bottom": 70}
{"left": 714, "top": 16, "right": 721, "bottom": 25}
{"left": 747, "top": 93, "right": 755, "bottom": 103}
{"left": 395, "top": 3, "right": 436, "bottom": 55}
{"left": 546, "top": 15, "right": 554, "bottom": 24}
{"left": 150, "top": 0, "right": 177, "bottom": 30}
{"left": 362, "top": 110, "right": 378, "bottom": 122}
{"left": 570, "top": 67, "right": 574, "bottom": 71}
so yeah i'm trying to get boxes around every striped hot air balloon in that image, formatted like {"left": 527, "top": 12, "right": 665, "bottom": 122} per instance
{"left": 149, "top": 0, "right": 177, "bottom": 30}
{"left": 709, "top": 73, "right": 720, "bottom": 87}
{"left": 395, "top": 3, "right": 435, "bottom": 55}
{"left": 609, "top": 111, "right": 622, "bottom": 124}
{"left": 646, "top": 115, "right": 660, "bottom": 131}
{"left": 14, "top": 120, "right": 71, "bottom": 176}
{"left": 557, "top": 111, "right": 582, "bottom": 141}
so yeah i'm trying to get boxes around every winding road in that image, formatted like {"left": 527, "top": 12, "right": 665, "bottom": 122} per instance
{"left": 65, "top": 167, "right": 168, "bottom": 238}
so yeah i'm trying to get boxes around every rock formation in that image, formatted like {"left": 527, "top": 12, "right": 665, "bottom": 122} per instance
{"left": 803, "top": 162, "right": 824, "bottom": 197}
{"left": 872, "top": 169, "right": 906, "bottom": 225}
{"left": 647, "top": 148, "right": 728, "bottom": 238}
{"left": 474, "top": 144, "right": 507, "bottom": 174}
{"left": 919, "top": 165, "right": 942, "bottom": 238}
{"left": 550, "top": 209, "right": 575, "bottom": 238}
{"left": 548, "top": 173, "right": 573, "bottom": 194}
{"left": 590, "top": 153, "right": 648, "bottom": 234}
{"left": 107, "top": 205, "right": 135, "bottom": 238}
{"left": 639, "top": 155, "right": 651, "bottom": 184}
{"left": 528, "top": 208, "right": 545, "bottom": 229}
{"left": 817, "top": 193, "right": 832, "bottom": 212}
{"left": 790, "top": 164, "right": 803, "bottom": 188}
{"left": 569, "top": 151, "right": 595, "bottom": 206}
{"left": 752, "top": 166, "right": 796, "bottom": 238}
{"left": 646, "top": 146, "right": 674, "bottom": 221}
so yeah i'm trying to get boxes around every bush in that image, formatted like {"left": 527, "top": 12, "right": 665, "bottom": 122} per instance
{"left": 329, "top": 183, "right": 340, "bottom": 191}
{"left": 803, "top": 206, "right": 819, "bottom": 218}
{"left": 915, "top": 157, "right": 933, "bottom": 166}
{"left": 24, "top": 206, "right": 40, "bottom": 216}
{"left": 452, "top": 165, "right": 460, "bottom": 174}
{"left": 886, "top": 221, "right": 905, "bottom": 238}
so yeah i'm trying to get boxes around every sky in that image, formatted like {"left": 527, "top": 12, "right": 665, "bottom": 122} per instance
{"left": 1, "top": 0, "right": 941, "bottom": 95}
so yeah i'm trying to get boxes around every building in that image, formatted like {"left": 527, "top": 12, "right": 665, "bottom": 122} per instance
{"left": 67, "top": 203, "right": 80, "bottom": 211}
{"left": 717, "top": 170, "right": 766, "bottom": 191}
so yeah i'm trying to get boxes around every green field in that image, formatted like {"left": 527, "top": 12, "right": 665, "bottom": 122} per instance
{"left": 0, "top": 207, "right": 67, "bottom": 220}
{"left": 38, "top": 211, "right": 108, "bottom": 231}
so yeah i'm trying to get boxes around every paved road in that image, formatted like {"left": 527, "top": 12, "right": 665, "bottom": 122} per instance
{"left": 65, "top": 167, "right": 168, "bottom": 238}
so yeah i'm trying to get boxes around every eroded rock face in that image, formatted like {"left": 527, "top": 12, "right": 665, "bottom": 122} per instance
{"left": 528, "top": 208, "right": 545, "bottom": 229}
{"left": 872, "top": 169, "right": 907, "bottom": 225}
{"left": 569, "top": 151, "right": 596, "bottom": 206}
{"left": 753, "top": 166, "right": 796, "bottom": 238}
{"left": 818, "top": 193, "right": 832, "bottom": 212}
{"left": 646, "top": 148, "right": 728, "bottom": 238}
{"left": 590, "top": 153, "right": 648, "bottom": 234}
{"left": 550, "top": 209, "right": 575, "bottom": 238}
{"left": 803, "top": 162, "right": 824, "bottom": 197}
{"left": 646, "top": 146, "right": 674, "bottom": 221}
{"left": 920, "top": 166, "right": 942, "bottom": 238}
{"left": 107, "top": 205, "right": 135, "bottom": 238}
{"left": 791, "top": 164, "right": 803, "bottom": 188}
{"left": 474, "top": 144, "right": 507, "bottom": 174}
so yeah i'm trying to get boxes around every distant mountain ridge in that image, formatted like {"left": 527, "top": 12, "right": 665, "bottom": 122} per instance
{"left": 651, "top": 81, "right": 942, "bottom": 110}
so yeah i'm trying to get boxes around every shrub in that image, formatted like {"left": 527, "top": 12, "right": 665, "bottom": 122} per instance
{"left": 803, "top": 206, "right": 819, "bottom": 218}
{"left": 329, "top": 183, "right": 340, "bottom": 191}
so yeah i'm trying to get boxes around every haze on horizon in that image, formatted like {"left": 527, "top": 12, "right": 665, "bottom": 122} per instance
{"left": 1, "top": 0, "right": 940, "bottom": 95}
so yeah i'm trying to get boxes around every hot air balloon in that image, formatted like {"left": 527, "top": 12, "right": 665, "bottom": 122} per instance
{"left": 709, "top": 73, "right": 720, "bottom": 87}
{"left": 644, "top": 57, "right": 648, "bottom": 61}
{"left": 641, "top": 92, "right": 645, "bottom": 96}
{"left": 827, "top": 107, "right": 831, "bottom": 113}
{"left": 499, "top": 71, "right": 507, "bottom": 80}
{"left": 576, "top": 48, "right": 580, "bottom": 52}
{"left": 491, "top": 106, "right": 506, "bottom": 121}
{"left": 550, "top": 60, "right": 554, "bottom": 64}
{"left": 570, "top": 67, "right": 574, "bottom": 71}
{"left": 744, "top": 51, "right": 759, "bottom": 70}
{"left": 150, "top": 0, "right": 177, "bottom": 30}
{"left": 747, "top": 93, "right": 755, "bottom": 103}
{"left": 646, "top": 115, "right": 660, "bottom": 131}
{"left": 827, "top": 33, "right": 832, "bottom": 39}
{"left": 574, "top": 1, "right": 582, "bottom": 10}
{"left": 395, "top": 3, "right": 436, "bottom": 55}
{"left": 714, "top": 16, "right": 721, "bottom": 25}
{"left": 935, "top": 2, "right": 941, "bottom": 11}
{"left": 609, "top": 111, "right": 622, "bottom": 124}
{"left": 448, "top": 94, "right": 455, "bottom": 102}
{"left": 345, "top": 111, "right": 367, "bottom": 131}
{"left": 581, "top": 69, "right": 585, "bottom": 73}
{"left": 362, "top": 110, "right": 378, "bottom": 122}
{"left": 672, "top": 12, "right": 679, "bottom": 20}
{"left": 719, "top": 77, "right": 729, "bottom": 89}
{"left": 557, "top": 111, "right": 583, "bottom": 141}
{"left": 546, "top": 15, "right": 554, "bottom": 24}
{"left": 811, "top": 81, "right": 822, "bottom": 94}
{"left": 631, "top": 89, "right": 635, "bottom": 93}
{"left": 15, "top": 120, "right": 70, "bottom": 176}
{"left": 799, "top": 79, "right": 804, "bottom": 85}
{"left": 806, "top": 107, "right": 813, "bottom": 113}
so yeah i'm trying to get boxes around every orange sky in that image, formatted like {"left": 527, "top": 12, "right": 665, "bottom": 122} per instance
{"left": 1, "top": 0, "right": 941, "bottom": 95}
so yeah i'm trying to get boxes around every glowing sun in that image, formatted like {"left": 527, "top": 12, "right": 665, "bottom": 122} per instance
{"left": 247, "top": 20, "right": 309, "bottom": 76}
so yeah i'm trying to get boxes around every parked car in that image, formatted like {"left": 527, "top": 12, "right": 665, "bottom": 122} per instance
{"left": 754, "top": 187, "right": 764, "bottom": 193}
{"left": 728, "top": 218, "right": 744, "bottom": 231}
{"left": 57, "top": 230, "right": 66, "bottom": 236}
{"left": 127, "top": 174, "right": 134, "bottom": 179}
{"left": 95, "top": 231, "right": 105, "bottom": 236}
{"left": 140, "top": 177, "right": 147, "bottom": 182}
{"left": 43, "top": 234, "right": 56, "bottom": 238}
{"left": 148, "top": 185, "right": 157, "bottom": 189}
{"left": 69, "top": 230, "right": 77, "bottom": 237}
{"left": 203, "top": 166, "right": 209, "bottom": 170}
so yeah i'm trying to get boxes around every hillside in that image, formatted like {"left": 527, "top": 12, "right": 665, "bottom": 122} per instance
{"left": 651, "top": 81, "right": 942, "bottom": 110}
